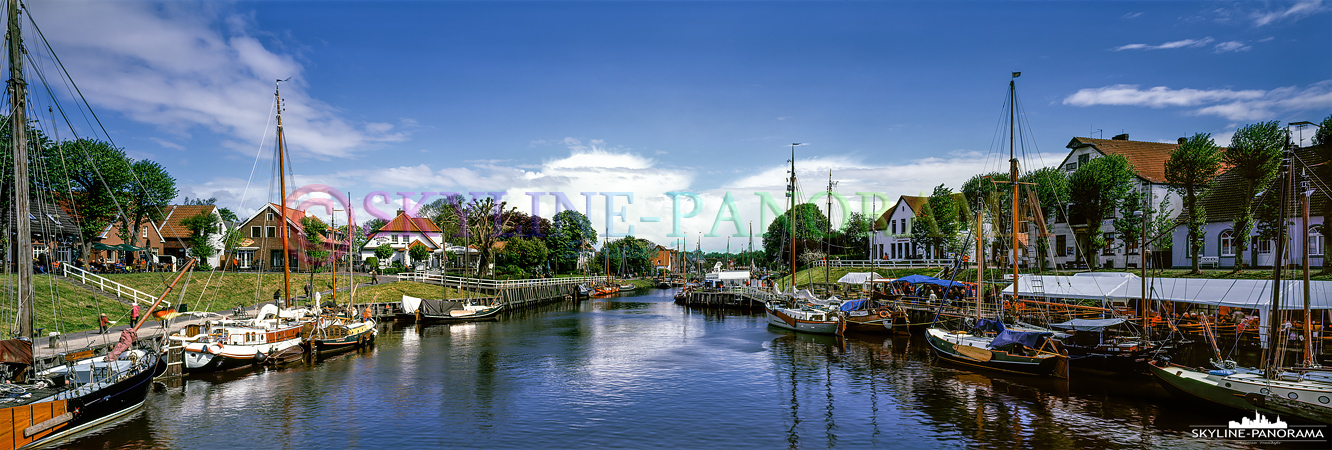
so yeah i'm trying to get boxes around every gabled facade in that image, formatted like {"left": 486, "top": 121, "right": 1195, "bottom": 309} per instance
{"left": 869, "top": 195, "right": 927, "bottom": 261}
{"left": 651, "top": 247, "right": 678, "bottom": 272}
{"left": 359, "top": 210, "right": 444, "bottom": 268}
{"left": 6, "top": 200, "right": 81, "bottom": 264}
{"left": 1168, "top": 143, "right": 1327, "bottom": 269}
{"left": 232, "top": 203, "right": 320, "bottom": 271}
{"left": 94, "top": 215, "right": 167, "bottom": 266}
{"left": 157, "top": 205, "right": 229, "bottom": 268}
{"left": 1047, "top": 135, "right": 1188, "bottom": 270}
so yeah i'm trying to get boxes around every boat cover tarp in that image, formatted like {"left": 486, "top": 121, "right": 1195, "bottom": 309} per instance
{"left": 1049, "top": 318, "right": 1126, "bottom": 331}
{"left": 990, "top": 329, "right": 1052, "bottom": 350}
{"left": 0, "top": 338, "right": 31, "bottom": 365}
{"left": 419, "top": 299, "right": 464, "bottom": 316}
{"left": 401, "top": 295, "right": 422, "bottom": 314}
{"left": 837, "top": 272, "right": 886, "bottom": 284}
{"left": 895, "top": 274, "right": 967, "bottom": 288}
{"left": 972, "top": 318, "right": 1006, "bottom": 333}
{"left": 838, "top": 299, "right": 870, "bottom": 311}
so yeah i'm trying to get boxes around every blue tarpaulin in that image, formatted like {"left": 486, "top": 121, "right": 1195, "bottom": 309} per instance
{"left": 990, "top": 329, "right": 1053, "bottom": 350}
{"left": 896, "top": 274, "right": 968, "bottom": 288}
{"left": 839, "top": 299, "right": 869, "bottom": 311}
{"left": 972, "top": 318, "right": 1006, "bottom": 333}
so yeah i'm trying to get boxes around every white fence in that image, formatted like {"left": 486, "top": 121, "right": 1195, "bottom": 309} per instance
{"left": 60, "top": 264, "right": 157, "bottom": 305}
{"left": 402, "top": 272, "right": 612, "bottom": 289}
{"left": 812, "top": 259, "right": 953, "bottom": 268}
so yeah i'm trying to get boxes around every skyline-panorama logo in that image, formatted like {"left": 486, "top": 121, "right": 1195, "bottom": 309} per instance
{"left": 1190, "top": 411, "right": 1327, "bottom": 444}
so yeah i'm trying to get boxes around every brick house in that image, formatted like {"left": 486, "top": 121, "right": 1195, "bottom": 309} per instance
{"left": 232, "top": 203, "right": 323, "bottom": 272}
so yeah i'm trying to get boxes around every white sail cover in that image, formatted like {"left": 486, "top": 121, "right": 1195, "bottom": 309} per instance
{"left": 401, "top": 295, "right": 422, "bottom": 314}
{"left": 836, "top": 272, "right": 887, "bottom": 284}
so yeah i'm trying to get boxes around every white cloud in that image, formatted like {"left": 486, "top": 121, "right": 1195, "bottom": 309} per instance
{"left": 1122, "top": 12, "right": 1144, "bottom": 19}
{"left": 1213, "top": 41, "right": 1251, "bottom": 53}
{"left": 1252, "top": 0, "right": 1324, "bottom": 26}
{"left": 27, "top": 2, "right": 404, "bottom": 160}
{"left": 1112, "top": 37, "right": 1214, "bottom": 51}
{"left": 1064, "top": 81, "right": 1332, "bottom": 121}
{"left": 149, "top": 138, "right": 185, "bottom": 151}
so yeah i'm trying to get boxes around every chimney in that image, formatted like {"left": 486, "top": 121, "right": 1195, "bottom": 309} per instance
{"left": 396, "top": 209, "right": 404, "bottom": 217}
{"left": 1112, "top": 133, "right": 1129, "bottom": 141}
{"left": 1178, "top": 137, "right": 1187, "bottom": 145}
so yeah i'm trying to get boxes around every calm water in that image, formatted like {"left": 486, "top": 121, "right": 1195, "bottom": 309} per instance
{"left": 57, "top": 288, "right": 1308, "bottom": 449}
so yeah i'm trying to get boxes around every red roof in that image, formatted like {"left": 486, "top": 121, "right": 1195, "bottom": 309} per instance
{"left": 1066, "top": 137, "right": 1230, "bottom": 184}
{"left": 377, "top": 213, "right": 441, "bottom": 233}
{"left": 158, "top": 205, "right": 218, "bottom": 239}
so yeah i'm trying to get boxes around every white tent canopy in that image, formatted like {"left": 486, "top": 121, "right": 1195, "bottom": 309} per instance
{"left": 836, "top": 272, "right": 889, "bottom": 284}
{"left": 1003, "top": 272, "right": 1136, "bottom": 300}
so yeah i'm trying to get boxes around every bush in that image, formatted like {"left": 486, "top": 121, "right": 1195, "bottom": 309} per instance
{"left": 364, "top": 256, "right": 379, "bottom": 270}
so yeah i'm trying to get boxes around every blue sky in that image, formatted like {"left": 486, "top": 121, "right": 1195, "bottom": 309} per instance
{"left": 23, "top": 1, "right": 1332, "bottom": 250}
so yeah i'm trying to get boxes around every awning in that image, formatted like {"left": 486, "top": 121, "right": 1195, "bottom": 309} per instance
{"left": 92, "top": 242, "right": 119, "bottom": 251}
{"left": 1049, "top": 318, "right": 1126, "bottom": 331}
{"left": 836, "top": 272, "right": 888, "bottom": 284}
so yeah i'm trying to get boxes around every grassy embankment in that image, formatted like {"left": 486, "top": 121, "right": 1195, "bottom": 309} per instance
{"left": 776, "top": 266, "right": 947, "bottom": 289}
{"left": 345, "top": 281, "right": 472, "bottom": 303}
{"left": 0, "top": 275, "right": 134, "bottom": 334}
{"left": 779, "top": 265, "right": 1332, "bottom": 289}
{"left": 101, "top": 272, "right": 371, "bottom": 312}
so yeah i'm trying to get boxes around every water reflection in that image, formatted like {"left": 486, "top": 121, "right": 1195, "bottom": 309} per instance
{"left": 60, "top": 288, "right": 1316, "bottom": 449}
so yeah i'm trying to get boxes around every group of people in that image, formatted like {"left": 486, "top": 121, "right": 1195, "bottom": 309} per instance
{"left": 98, "top": 303, "right": 142, "bottom": 334}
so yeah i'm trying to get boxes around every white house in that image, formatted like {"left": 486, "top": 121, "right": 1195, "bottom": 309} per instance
{"left": 360, "top": 210, "right": 445, "bottom": 269}
{"left": 157, "top": 204, "right": 229, "bottom": 269}
{"left": 870, "top": 195, "right": 927, "bottom": 261}
{"left": 1048, "top": 135, "right": 1185, "bottom": 270}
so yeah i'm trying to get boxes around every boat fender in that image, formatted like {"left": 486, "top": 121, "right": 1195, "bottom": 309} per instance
{"left": 877, "top": 308, "right": 890, "bottom": 318}
{"left": 208, "top": 344, "right": 222, "bottom": 355}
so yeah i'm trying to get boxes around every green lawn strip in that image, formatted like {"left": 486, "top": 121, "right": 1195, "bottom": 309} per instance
{"left": 99, "top": 272, "right": 371, "bottom": 313}
{"left": 777, "top": 266, "right": 946, "bottom": 288}
{"left": 0, "top": 274, "right": 132, "bottom": 335}
{"left": 349, "top": 281, "right": 471, "bottom": 304}
{"left": 625, "top": 279, "right": 657, "bottom": 290}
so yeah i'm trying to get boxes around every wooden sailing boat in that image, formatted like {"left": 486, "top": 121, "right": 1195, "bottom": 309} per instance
{"left": 174, "top": 81, "right": 311, "bottom": 371}
{"left": 764, "top": 143, "right": 841, "bottom": 335}
{"left": 924, "top": 74, "right": 1069, "bottom": 378}
{"left": 1150, "top": 140, "right": 1332, "bottom": 424}
{"left": 413, "top": 204, "right": 504, "bottom": 324}
{"left": 305, "top": 207, "right": 376, "bottom": 354}
{"left": 0, "top": 1, "right": 184, "bottom": 445}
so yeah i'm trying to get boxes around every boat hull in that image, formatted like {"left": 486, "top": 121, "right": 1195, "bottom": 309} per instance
{"left": 309, "top": 321, "right": 377, "bottom": 355}
{"left": 1149, "top": 362, "right": 1332, "bottom": 424}
{"left": 765, "top": 305, "right": 839, "bottom": 335}
{"left": 8, "top": 352, "right": 162, "bottom": 450}
{"left": 419, "top": 304, "right": 505, "bottom": 324}
{"left": 926, "top": 328, "right": 1067, "bottom": 377}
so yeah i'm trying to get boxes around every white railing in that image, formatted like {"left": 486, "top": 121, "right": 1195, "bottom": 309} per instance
{"left": 727, "top": 286, "right": 780, "bottom": 303}
{"left": 60, "top": 264, "right": 157, "bottom": 305}
{"left": 813, "top": 259, "right": 953, "bottom": 268}
{"left": 401, "top": 272, "right": 612, "bottom": 289}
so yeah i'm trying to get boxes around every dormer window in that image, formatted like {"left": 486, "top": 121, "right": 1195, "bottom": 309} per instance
{"left": 267, "top": 212, "right": 275, "bottom": 221}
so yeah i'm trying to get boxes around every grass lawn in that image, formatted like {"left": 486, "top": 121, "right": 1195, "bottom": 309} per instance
{"left": 100, "top": 272, "right": 371, "bottom": 313}
{"left": 348, "top": 281, "right": 474, "bottom": 303}
{"left": 778, "top": 266, "right": 948, "bottom": 288}
{"left": 0, "top": 274, "right": 134, "bottom": 335}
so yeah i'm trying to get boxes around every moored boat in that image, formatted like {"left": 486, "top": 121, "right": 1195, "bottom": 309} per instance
{"left": 415, "top": 297, "right": 505, "bottom": 323}
{"left": 765, "top": 298, "right": 841, "bottom": 335}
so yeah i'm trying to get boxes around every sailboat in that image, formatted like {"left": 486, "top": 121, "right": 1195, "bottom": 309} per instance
{"left": 0, "top": 1, "right": 174, "bottom": 445}
{"left": 1149, "top": 140, "right": 1332, "bottom": 424}
{"left": 764, "top": 144, "right": 841, "bottom": 335}
{"left": 174, "top": 81, "right": 312, "bottom": 371}
{"left": 304, "top": 210, "right": 376, "bottom": 354}
{"left": 924, "top": 74, "right": 1069, "bottom": 378}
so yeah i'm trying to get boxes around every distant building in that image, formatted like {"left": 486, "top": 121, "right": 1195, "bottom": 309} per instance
{"left": 5, "top": 200, "right": 80, "bottom": 265}
{"left": 651, "top": 247, "right": 678, "bottom": 272}
{"left": 94, "top": 215, "right": 167, "bottom": 266}
{"left": 233, "top": 203, "right": 321, "bottom": 271}
{"left": 359, "top": 210, "right": 444, "bottom": 268}
{"left": 869, "top": 195, "right": 927, "bottom": 261}
{"left": 157, "top": 205, "right": 229, "bottom": 269}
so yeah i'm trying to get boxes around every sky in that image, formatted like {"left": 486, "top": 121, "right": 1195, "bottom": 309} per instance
{"left": 17, "top": 0, "right": 1332, "bottom": 251}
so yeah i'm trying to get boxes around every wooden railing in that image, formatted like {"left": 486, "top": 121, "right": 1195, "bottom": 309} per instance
{"left": 60, "top": 264, "right": 157, "bottom": 305}
{"left": 812, "top": 259, "right": 953, "bottom": 268}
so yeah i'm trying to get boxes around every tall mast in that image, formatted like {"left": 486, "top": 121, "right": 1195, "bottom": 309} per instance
{"left": 276, "top": 81, "right": 292, "bottom": 308}
{"left": 1264, "top": 142, "right": 1290, "bottom": 376}
{"left": 1009, "top": 74, "right": 1020, "bottom": 309}
{"left": 826, "top": 170, "right": 833, "bottom": 289}
{"left": 976, "top": 208, "right": 984, "bottom": 321}
{"left": 8, "top": 0, "right": 33, "bottom": 340}
{"left": 789, "top": 143, "right": 800, "bottom": 291}
{"left": 1301, "top": 163, "right": 1314, "bottom": 367}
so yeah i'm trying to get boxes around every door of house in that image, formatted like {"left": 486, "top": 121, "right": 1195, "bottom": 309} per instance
{"left": 1255, "top": 240, "right": 1275, "bottom": 267}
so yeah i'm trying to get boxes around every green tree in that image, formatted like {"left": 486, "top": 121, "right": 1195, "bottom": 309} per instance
{"left": 1224, "top": 121, "right": 1284, "bottom": 271}
{"left": 1021, "top": 166, "right": 1069, "bottom": 272}
{"left": 301, "top": 215, "right": 332, "bottom": 294}
{"left": 1165, "top": 133, "right": 1222, "bottom": 274}
{"left": 600, "top": 236, "right": 657, "bottom": 276}
{"left": 1068, "top": 154, "right": 1136, "bottom": 270}
{"left": 120, "top": 159, "right": 176, "bottom": 264}
{"left": 910, "top": 184, "right": 962, "bottom": 259}
{"left": 762, "top": 203, "right": 829, "bottom": 269}
{"left": 374, "top": 243, "right": 394, "bottom": 266}
{"left": 461, "top": 196, "right": 514, "bottom": 277}
{"left": 218, "top": 208, "right": 238, "bottom": 223}
{"left": 1313, "top": 114, "right": 1332, "bottom": 274}
{"left": 49, "top": 139, "right": 133, "bottom": 259}
{"left": 838, "top": 212, "right": 873, "bottom": 259}
{"left": 502, "top": 237, "right": 550, "bottom": 272}
{"left": 408, "top": 241, "right": 430, "bottom": 266}
{"left": 548, "top": 210, "right": 597, "bottom": 273}
{"left": 181, "top": 212, "right": 220, "bottom": 270}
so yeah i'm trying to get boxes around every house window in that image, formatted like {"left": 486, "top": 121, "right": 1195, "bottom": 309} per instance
{"left": 1078, "top": 154, "right": 1090, "bottom": 165}
{"left": 1257, "top": 240, "right": 1272, "bottom": 254}
{"left": 1065, "top": 162, "right": 1077, "bottom": 171}
{"left": 251, "top": 226, "right": 261, "bottom": 238}
{"left": 1191, "top": 232, "right": 1206, "bottom": 256}
{"left": 267, "top": 212, "right": 274, "bottom": 221}
{"left": 891, "top": 221, "right": 897, "bottom": 235}
{"left": 1219, "top": 229, "right": 1235, "bottom": 257}
{"left": 237, "top": 250, "right": 255, "bottom": 268}
{"left": 1102, "top": 233, "right": 1115, "bottom": 255}
{"left": 1125, "top": 236, "right": 1139, "bottom": 255}
{"left": 142, "top": 226, "right": 148, "bottom": 239}
{"left": 267, "top": 226, "right": 276, "bottom": 238}
{"left": 1056, "top": 235, "right": 1067, "bottom": 257}
{"left": 1311, "top": 225, "right": 1324, "bottom": 257}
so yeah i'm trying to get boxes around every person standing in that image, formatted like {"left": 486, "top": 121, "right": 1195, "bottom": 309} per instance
{"left": 98, "top": 313, "right": 110, "bottom": 334}
{"left": 131, "top": 303, "right": 140, "bottom": 326}
{"left": 370, "top": 269, "right": 378, "bottom": 285}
